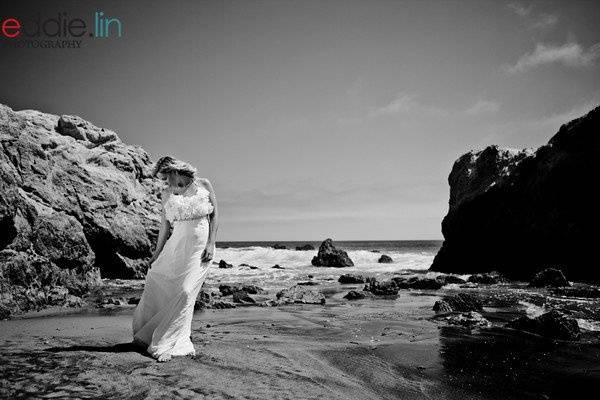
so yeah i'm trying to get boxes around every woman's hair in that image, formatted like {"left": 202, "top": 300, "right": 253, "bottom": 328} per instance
{"left": 152, "top": 156, "right": 197, "bottom": 178}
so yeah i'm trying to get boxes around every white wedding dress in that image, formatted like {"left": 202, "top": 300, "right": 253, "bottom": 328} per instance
{"left": 132, "top": 177, "right": 215, "bottom": 359}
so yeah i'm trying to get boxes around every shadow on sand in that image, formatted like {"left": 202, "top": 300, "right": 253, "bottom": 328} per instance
{"left": 45, "top": 341, "right": 153, "bottom": 359}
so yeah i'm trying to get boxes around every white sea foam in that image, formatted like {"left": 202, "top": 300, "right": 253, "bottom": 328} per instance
{"left": 205, "top": 246, "right": 435, "bottom": 289}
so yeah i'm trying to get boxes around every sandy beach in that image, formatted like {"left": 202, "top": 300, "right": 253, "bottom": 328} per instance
{"left": 2, "top": 281, "right": 599, "bottom": 400}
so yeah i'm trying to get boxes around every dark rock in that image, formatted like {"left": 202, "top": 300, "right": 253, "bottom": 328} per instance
{"left": 344, "top": 290, "right": 366, "bottom": 300}
{"left": 275, "top": 285, "right": 326, "bottom": 305}
{"left": 378, "top": 254, "right": 393, "bottom": 263}
{"left": 430, "top": 106, "right": 600, "bottom": 281}
{"left": 218, "top": 284, "right": 239, "bottom": 296}
{"left": 551, "top": 285, "right": 600, "bottom": 298}
{"left": 128, "top": 297, "right": 140, "bottom": 305}
{"left": 311, "top": 238, "right": 354, "bottom": 268}
{"left": 367, "top": 279, "right": 399, "bottom": 295}
{"left": 218, "top": 260, "right": 233, "bottom": 269}
{"left": 443, "top": 312, "right": 491, "bottom": 328}
{"left": 393, "top": 276, "right": 443, "bottom": 290}
{"left": 295, "top": 244, "right": 315, "bottom": 251}
{"left": 433, "top": 300, "right": 453, "bottom": 314}
{"left": 435, "top": 274, "right": 467, "bottom": 285}
{"left": 232, "top": 290, "right": 256, "bottom": 304}
{"left": 241, "top": 284, "right": 263, "bottom": 294}
{"left": 271, "top": 264, "right": 285, "bottom": 269}
{"left": 508, "top": 310, "right": 580, "bottom": 340}
{"left": 338, "top": 273, "right": 365, "bottom": 284}
{"left": 441, "top": 293, "right": 483, "bottom": 312}
{"left": 467, "top": 272, "right": 505, "bottom": 284}
{"left": 529, "top": 268, "right": 570, "bottom": 288}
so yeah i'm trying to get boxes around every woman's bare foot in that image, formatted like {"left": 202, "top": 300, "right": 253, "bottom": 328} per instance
{"left": 157, "top": 353, "right": 172, "bottom": 362}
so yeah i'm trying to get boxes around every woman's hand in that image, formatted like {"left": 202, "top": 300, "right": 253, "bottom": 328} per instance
{"left": 201, "top": 243, "right": 215, "bottom": 262}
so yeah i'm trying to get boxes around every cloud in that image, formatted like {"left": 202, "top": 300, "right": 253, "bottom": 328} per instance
{"left": 368, "top": 93, "right": 449, "bottom": 118}
{"left": 465, "top": 100, "right": 501, "bottom": 115}
{"left": 508, "top": 2, "right": 531, "bottom": 17}
{"left": 508, "top": 3, "right": 558, "bottom": 30}
{"left": 529, "top": 13, "right": 558, "bottom": 30}
{"left": 504, "top": 42, "right": 600, "bottom": 74}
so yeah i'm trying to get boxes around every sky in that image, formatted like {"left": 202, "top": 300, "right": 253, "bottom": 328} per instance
{"left": 1, "top": 0, "right": 599, "bottom": 240}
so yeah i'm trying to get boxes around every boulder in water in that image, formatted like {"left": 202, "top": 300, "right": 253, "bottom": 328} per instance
{"left": 343, "top": 290, "right": 366, "bottom": 300}
{"left": 467, "top": 272, "right": 505, "bottom": 284}
{"left": 508, "top": 310, "right": 580, "bottom": 340}
{"left": 338, "top": 273, "right": 365, "bottom": 284}
{"left": 529, "top": 268, "right": 570, "bottom": 288}
{"left": 311, "top": 238, "right": 354, "bottom": 268}
{"left": 378, "top": 254, "right": 393, "bottom": 263}
{"left": 295, "top": 244, "right": 315, "bottom": 251}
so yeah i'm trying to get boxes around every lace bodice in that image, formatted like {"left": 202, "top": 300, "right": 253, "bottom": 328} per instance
{"left": 163, "top": 178, "right": 214, "bottom": 223}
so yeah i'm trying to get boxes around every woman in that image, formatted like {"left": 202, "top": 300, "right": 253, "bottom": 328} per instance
{"left": 132, "top": 156, "right": 219, "bottom": 362}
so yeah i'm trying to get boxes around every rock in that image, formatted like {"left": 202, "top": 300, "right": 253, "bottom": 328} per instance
{"left": 275, "top": 285, "right": 326, "bottom": 305}
{"left": 467, "top": 272, "right": 505, "bottom": 284}
{"left": 441, "top": 293, "right": 483, "bottom": 312}
{"left": 311, "top": 238, "right": 354, "bottom": 268}
{"left": 218, "top": 260, "right": 233, "bottom": 269}
{"left": 529, "top": 268, "right": 570, "bottom": 288}
{"left": 241, "top": 284, "right": 264, "bottom": 294}
{"left": 271, "top": 264, "right": 285, "bottom": 269}
{"left": 430, "top": 106, "right": 600, "bottom": 281}
{"left": 343, "top": 290, "right": 366, "bottom": 300}
{"left": 367, "top": 279, "right": 399, "bottom": 295}
{"left": 218, "top": 284, "right": 239, "bottom": 296}
{"left": 295, "top": 244, "right": 315, "bottom": 251}
{"left": 232, "top": 290, "right": 256, "bottom": 304}
{"left": 338, "top": 273, "right": 365, "bottom": 284}
{"left": 272, "top": 244, "right": 287, "bottom": 249}
{"left": 393, "top": 276, "right": 443, "bottom": 290}
{"left": 444, "top": 312, "right": 491, "bottom": 328}
{"left": 551, "top": 285, "right": 600, "bottom": 298}
{"left": 378, "top": 255, "right": 393, "bottom": 263}
{"left": 1, "top": 103, "right": 162, "bottom": 317}
{"left": 435, "top": 274, "right": 467, "bottom": 285}
{"left": 508, "top": 310, "right": 580, "bottom": 340}
{"left": 433, "top": 300, "right": 453, "bottom": 314}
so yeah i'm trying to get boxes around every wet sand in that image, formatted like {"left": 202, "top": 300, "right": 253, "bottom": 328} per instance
{"left": 1, "top": 288, "right": 599, "bottom": 399}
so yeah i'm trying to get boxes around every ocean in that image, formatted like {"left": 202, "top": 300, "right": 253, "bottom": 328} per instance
{"left": 208, "top": 240, "right": 442, "bottom": 290}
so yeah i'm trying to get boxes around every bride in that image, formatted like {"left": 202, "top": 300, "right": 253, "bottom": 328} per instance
{"left": 132, "top": 156, "right": 219, "bottom": 362}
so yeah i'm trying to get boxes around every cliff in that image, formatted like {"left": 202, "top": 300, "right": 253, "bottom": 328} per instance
{"left": 0, "top": 103, "right": 161, "bottom": 317}
{"left": 430, "top": 106, "right": 600, "bottom": 281}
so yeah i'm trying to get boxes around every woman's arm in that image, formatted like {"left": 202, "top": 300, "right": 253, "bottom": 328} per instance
{"left": 199, "top": 178, "right": 219, "bottom": 262}
{"left": 149, "top": 191, "right": 172, "bottom": 266}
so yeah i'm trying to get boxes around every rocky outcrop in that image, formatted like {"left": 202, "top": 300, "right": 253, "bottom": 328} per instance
{"left": 311, "top": 238, "right": 354, "bottom": 268}
{"left": 295, "top": 244, "right": 315, "bottom": 251}
{"left": 431, "top": 106, "right": 600, "bottom": 280}
{"left": 508, "top": 310, "right": 580, "bottom": 340}
{"left": 529, "top": 268, "right": 570, "bottom": 288}
{"left": 0, "top": 103, "right": 161, "bottom": 317}
{"left": 338, "top": 273, "right": 365, "bottom": 284}
{"left": 378, "top": 254, "right": 393, "bottom": 263}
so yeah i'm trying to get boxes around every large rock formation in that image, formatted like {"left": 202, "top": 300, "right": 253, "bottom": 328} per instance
{"left": 311, "top": 238, "right": 354, "bottom": 268}
{"left": 431, "top": 106, "right": 600, "bottom": 280}
{"left": 0, "top": 103, "right": 161, "bottom": 316}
